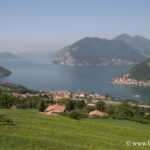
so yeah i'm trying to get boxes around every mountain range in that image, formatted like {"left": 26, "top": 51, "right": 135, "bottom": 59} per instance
{"left": 114, "top": 34, "right": 150, "bottom": 56}
{"left": 51, "top": 34, "right": 150, "bottom": 66}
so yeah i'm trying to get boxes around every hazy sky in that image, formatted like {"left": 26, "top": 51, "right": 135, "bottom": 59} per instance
{"left": 0, "top": 0, "right": 150, "bottom": 53}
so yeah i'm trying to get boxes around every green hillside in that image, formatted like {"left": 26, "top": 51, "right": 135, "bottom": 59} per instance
{"left": 128, "top": 58, "right": 150, "bottom": 81}
{"left": 0, "top": 109, "right": 150, "bottom": 150}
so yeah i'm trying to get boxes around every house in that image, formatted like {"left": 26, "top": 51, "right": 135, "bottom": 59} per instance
{"left": 10, "top": 105, "right": 17, "bottom": 109}
{"left": 72, "top": 92, "right": 86, "bottom": 99}
{"left": 89, "top": 110, "right": 104, "bottom": 117}
{"left": 52, "top": 91, "right": 71, "bottom": 101}
{"left": 12, "top": 93, "right": 27, "bottom": 99}
{"left": 44, "top": 104, "right": 66, "bottom": 115}
{"left": 86, "top": 103, "right": 95, "bottom": 109}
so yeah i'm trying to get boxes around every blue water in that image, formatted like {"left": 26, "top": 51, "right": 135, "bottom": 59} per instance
{"left": 0, "top": 59, "right": 150, "bottom": 101}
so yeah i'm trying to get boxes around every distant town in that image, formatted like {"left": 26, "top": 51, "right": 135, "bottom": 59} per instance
{"left": 11, "top": 89, "right": 150, "bottom": 109}
{"left": 12, "top": 90, "right": 108, "bottom": 104}
{"left": 113, "top": 75, "right": 150, "bottom": 87}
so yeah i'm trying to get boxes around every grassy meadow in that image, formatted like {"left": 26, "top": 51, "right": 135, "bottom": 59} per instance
{"left": 0, "top": 109, "right": 150, "bottom": 150}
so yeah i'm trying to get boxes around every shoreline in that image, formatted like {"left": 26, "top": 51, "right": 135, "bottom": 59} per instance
{"left": 112, "top": 77, "right": 150, "bottom": 87}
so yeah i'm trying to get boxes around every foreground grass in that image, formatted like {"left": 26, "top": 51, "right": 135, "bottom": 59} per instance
{"left": 0, "top": 109, "right": 150, "bottom": 150}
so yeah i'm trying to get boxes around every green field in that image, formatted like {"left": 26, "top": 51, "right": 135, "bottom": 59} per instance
{"left": 0, "top": 109, "right": 150, "bottom": 150}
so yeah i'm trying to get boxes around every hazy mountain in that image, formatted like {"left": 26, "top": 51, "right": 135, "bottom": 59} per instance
{"left": 0, "top": 66, "right": 11, "bottom": 76}
{"left": 19, "top": 50, "right": 55, "bottom": 64}
{"left": 0, "top": 52, "right": 20, "bottom": 59}
{"left": 114, "top": 34, "right": 150, "bottom": 56}
{"left": 52, "top": 36, "right": 145, "bottom": 66}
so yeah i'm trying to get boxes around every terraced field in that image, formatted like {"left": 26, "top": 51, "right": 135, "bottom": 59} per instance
{"left": 0, "top": 109, "right": 150, "bottom": 150}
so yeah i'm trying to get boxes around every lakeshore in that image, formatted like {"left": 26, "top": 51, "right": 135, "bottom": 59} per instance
{"left": 112, "top": 77, "right": 150, "bottom": 87}
{"left": 1, "top": 58, "right": 150, "bottom": 100}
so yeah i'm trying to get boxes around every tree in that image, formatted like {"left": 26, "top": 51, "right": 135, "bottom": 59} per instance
{"left": 68, "top": 110, "right": 81, "bottom": 120}
{"left": 65, "top": 100, "right": 75, "bottom": 111}
{"left": 0, "top": 94, "right": 15, "bottom": 108}
{"left": 57, "top": 98, "right": 70, "bottom": 105}
{"left": 75, "top": 100, "right": 85, "bottom": 109}
{"left": 106, "top": 105, "right": 116, "bottom": 116}
{"left": 96, "top": 100, "right": 106, "bottom": 112}
{"left": 67, "top": 109, "right": 88, "bottom": 120}
{"left": 0, "top": 88, "right": 3, "bottom": 94}
{"left": 38, "top": 100, "right": 47, "bottom": 112}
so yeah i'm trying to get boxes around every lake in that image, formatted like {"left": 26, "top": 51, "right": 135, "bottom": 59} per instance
{"left": 0, "top": 59, "right": 150, "bottom": 101}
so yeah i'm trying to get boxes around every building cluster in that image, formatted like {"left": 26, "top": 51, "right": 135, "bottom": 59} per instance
{"left": 11, "top": 90, "right": 109, "bottom": 113}
{"left": 44, "top": 90, "right": 107, "bottom": 102}
{"left": 11, "top": 90, "right": 109, "bottom": 117}
{"left": 113, "top": 77, "right": 150, "bottom": 87}
{"left": 41, "top": 104, "right": 105, "bottom": 117}
{"left": 12, "top": 90, "right": 108, "bottom": 104}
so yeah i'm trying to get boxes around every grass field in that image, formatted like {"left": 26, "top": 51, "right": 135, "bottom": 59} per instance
{"left": 0, "top": 109, "right": 150, "bottom": 150}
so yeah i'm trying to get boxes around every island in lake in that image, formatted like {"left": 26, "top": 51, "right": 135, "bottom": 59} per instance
{"left": 113, "top": 58, "right": 150, "bottom": 87}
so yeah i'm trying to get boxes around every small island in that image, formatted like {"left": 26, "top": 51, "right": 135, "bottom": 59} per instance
{"left": 112, "top": 73, "right": 150, "bottom": 87}
{"left": 113, "top": 58, "right": 150, "bottom": 87}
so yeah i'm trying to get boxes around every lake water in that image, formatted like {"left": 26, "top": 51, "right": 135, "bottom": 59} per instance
{"left": 0, "top": 59, "right": 150, "bottom": 101}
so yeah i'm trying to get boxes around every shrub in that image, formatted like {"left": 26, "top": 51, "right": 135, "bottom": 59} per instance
{"left": 106, "top": 105, "right": 116, "bottom": 116}
{"left": 65, "top": 100, "right": 75, "bottom": 111}
{"left": 38, "top": 100, "right": 48, "bottom": 112}
{"left": 116, "top": 102, "right": 134, "bottom": 118}
{"left": 0, "top": 94, "right": 16, "bottom": 108}
{"left": 65, "top": 110, "right": 88, "bottom": 120}
{"left": 75, "top": 100, "right": 86, "bottom": 109}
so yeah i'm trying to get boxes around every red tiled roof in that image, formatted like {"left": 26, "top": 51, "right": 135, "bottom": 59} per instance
{"left": 89, "top": 110, "right": 104, "bottom": 117}
{"left": 10, "top": 105, "right": 17, "bottom": 109}
{"left": 45, "top": 104, "right": 66, "bottom": 113}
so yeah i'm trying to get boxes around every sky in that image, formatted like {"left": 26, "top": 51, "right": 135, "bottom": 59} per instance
{"left": 0, "top": 0, "right": 150, "bottom": 53}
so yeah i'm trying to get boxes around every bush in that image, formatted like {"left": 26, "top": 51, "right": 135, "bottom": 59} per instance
{"left": 0, "top": 94, "right": 16, "bottom": 108}
{"left": 115, "top": 102, "right": 134, "bottom": 118}
{"left": 57, "top": 98, "right": 70, "bottom": 105}
{"left": 75, "top": 100, "right": 86, "bottom": 109}
{"left": 107, "top": 102, "right": 150, "bottom": 124}
{"left": 106, "top": 105, "right": 116, "bottom": 116}
{"left": 65, "top": 100, "right": 75, "bottom": 111}
{"left": 16, "top": 96, "right": 46, "bottom": 109}
{"left": 38, "top": 100, "right": 48, "bottom": 112}
{"left": 65, "top": 110, "right": 88, "bottom": 120}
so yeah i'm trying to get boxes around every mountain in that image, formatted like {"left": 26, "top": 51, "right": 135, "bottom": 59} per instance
{"left": 0, "top": 52, "right": 20, "bottom": 59}
{"left": 0, "top": 66, "right": 11, "bottom": 76}
{"left": 114, "top": 34, "right": 150, "bottom": 56}
{"left": 51, "top": 36, "right": 145, "bottom": 66}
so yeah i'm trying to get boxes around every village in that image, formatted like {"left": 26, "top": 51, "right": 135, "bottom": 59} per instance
{"left": 112, "top": 77, "right": 150, "bottom": 87}
{"left": 12, "top": 90, "right": 107, "bottom": 101}
{"left": 10, "top": 90, "right": 112, "bottom": 117}
{"left": 9, "top": 89, "right": 150, "bottom": 118}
